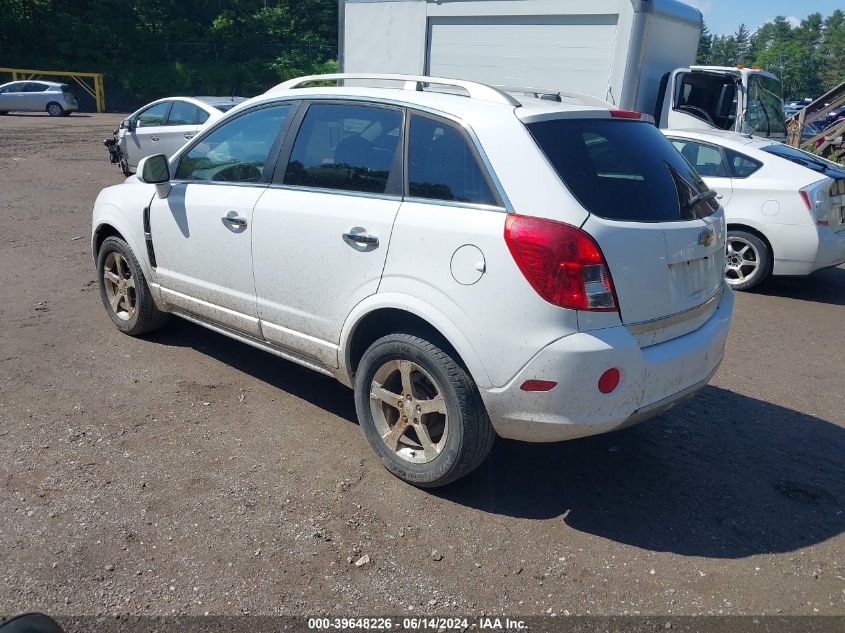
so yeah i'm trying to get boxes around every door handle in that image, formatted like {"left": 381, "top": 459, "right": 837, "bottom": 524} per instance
{"left": 716, "top": 193, "right": 724, "bottom": 200}
{"left": 343, "top": 231, "right": 378, "bottom": 246}
{"left": 184, "top": 133, "right": 195, "bottom": 140}
{"left": 151, "top": 136, "right": 160, "bottom": 142}
{"left": 222, "top": 215, "right": 247, "bottom": 227}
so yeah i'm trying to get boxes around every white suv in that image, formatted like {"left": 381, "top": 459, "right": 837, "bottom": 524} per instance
{"left": 91, "top": 74, "right": 734, "bottom": 487}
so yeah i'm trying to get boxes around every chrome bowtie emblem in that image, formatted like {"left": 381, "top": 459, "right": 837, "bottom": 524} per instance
{"left": 698, "top": 228, "right": 715, "bottom": 247}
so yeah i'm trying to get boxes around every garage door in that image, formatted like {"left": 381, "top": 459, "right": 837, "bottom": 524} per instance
{"left": 426, "top": 15, "right": 618, "bottom": 99}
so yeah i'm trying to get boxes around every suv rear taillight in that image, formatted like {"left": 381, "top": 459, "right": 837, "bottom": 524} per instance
{"left": 504, "top": 214, "right": 618, "bottom": 312}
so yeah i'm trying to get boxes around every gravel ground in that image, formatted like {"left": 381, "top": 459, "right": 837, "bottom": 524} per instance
{"left": 0, "top": 113, "right": 843, "bottom": 618}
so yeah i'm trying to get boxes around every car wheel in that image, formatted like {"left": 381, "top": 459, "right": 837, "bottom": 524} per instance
{"left": 46, "top": 102, "right": 64, "bottom": 117}
{"left": 97, "top": 236, "right": 169, "bottom": 336}
{"left": 355, "top": 332, "right": 495, "bottom": 487}
{"left": 725, "top": 230, "right": 771, "bottom": 291}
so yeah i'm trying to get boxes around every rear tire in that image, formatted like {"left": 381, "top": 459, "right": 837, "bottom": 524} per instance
{"left": 725, "top": 230, "right": 772, "bottom": 291}
{"left": 354, "top": 332, "right": 495, "bottom": 488}
{"left": 46, "top": 102, "right": 64, "bottom": 117}
{"left": 97, "top": 236, "right": 169, "bottom": 336}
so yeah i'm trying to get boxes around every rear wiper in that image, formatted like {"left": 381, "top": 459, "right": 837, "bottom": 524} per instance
{"left": 683, "top": 190, "right": 718, "bottom": 208}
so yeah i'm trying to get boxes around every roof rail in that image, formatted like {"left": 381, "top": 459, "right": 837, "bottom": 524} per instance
{"left": 497, "top": 86, "right": 615, "bottom": 109}
{"left": 270, "top": 73, "right": 521, "bottom": 106}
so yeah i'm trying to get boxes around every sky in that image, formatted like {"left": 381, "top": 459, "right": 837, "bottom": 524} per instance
{"left": 685, "top": 0, "right": 842, "bottom": 35}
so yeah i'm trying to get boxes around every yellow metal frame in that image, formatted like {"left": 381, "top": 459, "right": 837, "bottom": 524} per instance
{"left": 0, "top": 67, "right": 105, "bottom": 112}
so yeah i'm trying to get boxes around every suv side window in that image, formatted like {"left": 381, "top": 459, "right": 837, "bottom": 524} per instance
{"left": 176, "top": 104, "right": 291, "bottom": 183}
{"left": 407, "top": 114, "right": 498, "bottom": 206}
{"left": 136, "top": 102, "right": 171, "bottom": 128}
{"left": 167, "top": 101, "right": 202, "bottom": 126}
{"left": 670, "top": 139, "right": 728, "bottom": 178}
{"left": 725, "top": 149, "right": 762, "bottom": 178}
{"left": 283, "top": 103, "right": 403, "bottom": 194}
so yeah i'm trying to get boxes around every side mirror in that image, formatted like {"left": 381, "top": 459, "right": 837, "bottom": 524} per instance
{"left": 121, "top": 118, "right": 134, "bottom": 130}
{"left": 137, "top": 154, "right": 171, "bottom": 198}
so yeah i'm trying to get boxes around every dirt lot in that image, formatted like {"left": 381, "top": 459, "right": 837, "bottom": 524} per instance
{"left": 0, "top": 113, "right": 843, "bottom": 618}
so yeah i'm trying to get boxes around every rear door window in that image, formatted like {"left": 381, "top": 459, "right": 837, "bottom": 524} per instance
{"left": 407, "top": 114, "right": 498, "bottom": 206}
{"left": 167, "top": 101, "right": 202, "bottom": 126}
{"left": 670, "top": 139, "right": 729, "bottom": 177}
{"left": 527, "top": 118, "right": 718, "bottom": 222}
{"left": 283, "top": 103, "right": 403, "bottom": 195}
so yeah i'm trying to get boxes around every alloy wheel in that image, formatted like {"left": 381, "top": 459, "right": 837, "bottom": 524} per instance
{"left": 369, "top": 359, "right": 448, "bottom": 464}
{"left": 102, "top": 251, "right": 137, "bottom": 321}
{"left": 725, "top": 236, "right": 761, "bottom": 286}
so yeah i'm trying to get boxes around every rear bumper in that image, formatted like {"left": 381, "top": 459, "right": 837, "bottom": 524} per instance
{"left": 482, "top": 284, "right": 734, "bottom": 443}
{"left": 769, "top": 223, "right": 845, "bottom": 276}
{"left": 810, "top": 226, "right": 845, "bottom": 273}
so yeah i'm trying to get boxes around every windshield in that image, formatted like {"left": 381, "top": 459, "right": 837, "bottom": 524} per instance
{"left": 761, "top": 143, "right": 845, "bottom": 175}
{"left": 527, "top": 118, "right": 718, "bottom": 222}
{"left": 745, "top": 75, "right": 786, "bottom": 137}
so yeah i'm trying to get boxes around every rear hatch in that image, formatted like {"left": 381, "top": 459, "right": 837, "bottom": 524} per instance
{"left": 526, "top": 115, "right": 724, "bottom": 332}
{"left": 60, "top": 84, "right": 76, "bottom": 103}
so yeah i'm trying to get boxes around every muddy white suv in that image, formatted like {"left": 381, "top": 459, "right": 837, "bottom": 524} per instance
{"left": 91, "top": 74, "right": 734, "bottom": 487}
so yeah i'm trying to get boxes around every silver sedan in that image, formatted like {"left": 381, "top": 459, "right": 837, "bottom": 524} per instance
{"left": 117, "top": 96, "right": 246, "bottom": 172}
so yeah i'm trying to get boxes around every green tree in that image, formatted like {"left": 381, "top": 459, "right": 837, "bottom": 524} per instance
{"left": 697, "top": 21, "right": 713, "bottom": 64}
{"left": 734, "top": 24, "right": 751, "bottom": 64}
{"left": 820, "top": 10, "right": 845, "bottom": 92}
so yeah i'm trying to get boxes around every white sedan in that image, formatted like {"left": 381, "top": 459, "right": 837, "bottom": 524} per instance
{"left": 116, "top": 96, "right": 245, "bottom": 174}
{"left": 664, "top": 129, "right": 845, "bottom": 290}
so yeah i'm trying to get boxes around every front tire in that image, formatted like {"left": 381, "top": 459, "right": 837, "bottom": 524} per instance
{"left": 725, "top": 230, "right": 771, "bottom": 291}
{"left": 97, "top": 236, "right": 169, "bottom": 336}
{"left": 46, "top": 102, "right": 64, "bottom": 117}
{"left": 354, "top": 333, "right": 495, "bottom": 487}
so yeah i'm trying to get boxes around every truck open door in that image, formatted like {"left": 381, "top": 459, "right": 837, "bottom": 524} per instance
{"left": 660, "top": 68, "right": 741, "bottom": 132}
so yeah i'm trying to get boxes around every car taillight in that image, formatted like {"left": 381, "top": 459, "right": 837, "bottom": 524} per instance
{"left": 801, "top": 183, "right": 830, "bottom": 226}
{"left": 504, "top": 214, "right": 618, "bottom": 312}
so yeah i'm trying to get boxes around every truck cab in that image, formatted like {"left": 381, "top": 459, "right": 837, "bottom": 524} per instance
{"left": 659, "top": 67, "right": 786, "bottom": 140}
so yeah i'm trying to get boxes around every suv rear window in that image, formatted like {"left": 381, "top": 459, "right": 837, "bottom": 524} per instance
{"left": 527, "top": 118, "right": 718, "bottom": 222}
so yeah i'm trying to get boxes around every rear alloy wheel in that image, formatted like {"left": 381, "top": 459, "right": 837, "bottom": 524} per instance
{"left": 46, "top": 102, "right": 64, "bottom": 117}
{"left": 725, "top": 230, "right": 771, "bottom": 291}
{"left": 355, "top": 333, "right": 495, "bottom": 487}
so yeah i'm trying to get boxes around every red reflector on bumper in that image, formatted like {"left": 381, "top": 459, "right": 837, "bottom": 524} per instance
{"left": 520, "top": 380, "right": 558, "bottom": 392}
{"left": 598, "top": 368, "right": 621, "bottom": 394}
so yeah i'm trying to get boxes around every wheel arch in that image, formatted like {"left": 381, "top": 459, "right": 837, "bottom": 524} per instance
{"left": 92, "top": 223, "right": 125, "bottom": 261}
{"left": 726, "top": 223, "right": 774, "bottom": 260}
{"left": 339, "top": 297, "right": 492, "bottom": 390}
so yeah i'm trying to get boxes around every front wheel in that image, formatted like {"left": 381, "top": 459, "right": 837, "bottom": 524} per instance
{"left": 354, "top": 333, "right": 495, "bottom": 487}
{"left": 97, "top": 236, "right": 169, "bottom": 336}
{"left": 725, "top": 230, "right": 772, "bottom": 291}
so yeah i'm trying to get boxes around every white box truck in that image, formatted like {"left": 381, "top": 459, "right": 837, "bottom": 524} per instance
{"left": 340, "top": 0, "right": 786, "bottom": 139}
